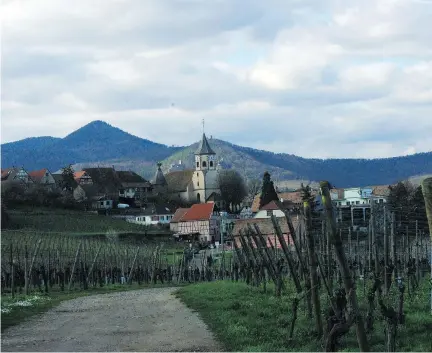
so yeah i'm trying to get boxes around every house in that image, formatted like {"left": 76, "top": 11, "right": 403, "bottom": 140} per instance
{"left": 232, "top": 217, "right": 296, "bottom": 249}
{"left": 175, "top": 202, "right": 221, "bottom": 243}
{"left": 73, "top": 184, "right": 113, "bottom": 210}
{"left": 28, "top": 169, "right": 56, "bottom": 189}
{"left": 254, "top": 200, "right": 286, "bottom": 219}
{"left": 52, "top": 174, "right": 65, "bottom": 189}
{"left": 251, "top": 190, "right": 307, "bottom": 214}
{"left": 331, "top": 185, "right": 390, "bottom": 228}
{"left": 116, "top": 171, "right": 152, "bottom": 206}
{"left": 170, "top": 208, "right": 190, "bottom": 233}
{"left": 93, "top": 198, "right": 114, "bottom": 210}
{"left": 127, "top": 203, "right": 174, "bottom": 226}
{"left": 82, "top": 167, "right": 122, "bottom": 202}
{"left": 156, "top": 133, "right": 222, "bottom": 204}
{"left": 239, "top": 206, "right": 253, "bottom": 219}
{"left": 206, "top": 191, "right": 226, "bottom": 210}
{"left": 73, "top": 171, "right": 93, "bottom": 185}
{"left": 1, "top": 167, "right": 34, "bottom": 191}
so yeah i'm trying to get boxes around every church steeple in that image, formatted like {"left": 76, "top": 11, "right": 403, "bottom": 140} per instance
{"left": 195, "top": 133, "right": 216, "bottom": 171}
{"left": 152, "top": 162, "right": 167, "bottom": 186}
{"left": 195, "top": 133, "right": 216, "bottom": 156}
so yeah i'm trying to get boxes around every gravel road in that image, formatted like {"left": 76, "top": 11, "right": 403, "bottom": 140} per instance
{"left": 1, "top": 288, "right": 222, "bottom": 352}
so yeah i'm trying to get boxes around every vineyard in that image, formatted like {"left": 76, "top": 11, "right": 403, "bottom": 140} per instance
{"left": 2, "top": 181, "right": 432, "bottom": 352}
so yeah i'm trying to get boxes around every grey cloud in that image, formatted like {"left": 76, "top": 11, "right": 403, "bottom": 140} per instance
{"left": 1, "top": 0, "right": 432, "bottom": 158}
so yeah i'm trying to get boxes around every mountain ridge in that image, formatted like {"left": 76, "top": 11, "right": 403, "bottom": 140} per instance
{"left": 2, "top": 120, "right": 432, "bottom": 188}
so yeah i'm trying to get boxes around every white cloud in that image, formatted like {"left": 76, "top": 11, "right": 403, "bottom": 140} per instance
{"left": 1, "top": 0, "right": 432, "bottom": 159}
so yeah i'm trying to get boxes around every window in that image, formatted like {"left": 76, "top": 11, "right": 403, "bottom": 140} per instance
{"left": 347, "top": 201, "right": 350, "bottom": 205}
{"left": 100, "top": 201, "right": 103, "bottom": 206}
{"left": 266, "top": 210, "right": 272, "bottom": 216}
{"left": 356, "top": 201, "right": 360, "bottom": 205}
{"left": 202, "top": 161, "right": 207, "bottom": 167}
{"left": 196, "top": 162, "right": 199, "bottom": 168}
{"left": 379, "top": 199, "right": 384, "bottom": 203}
{"left": 197, "top": 193, "right": 201, "bottom": 203}
{"left": 210, "top": 161, "right": 214, "bottom": 167}
{"left": 197, "top": 181, "right": 199, "bottom": 187}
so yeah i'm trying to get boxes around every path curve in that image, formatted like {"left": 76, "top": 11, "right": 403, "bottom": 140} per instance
{"left": 1, "top": 288, "right": 222, "bottom": 352}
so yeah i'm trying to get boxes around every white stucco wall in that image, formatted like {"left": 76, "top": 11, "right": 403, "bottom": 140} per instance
{"left": 130, "top": 214, "right": 173, "bottom": 225}
{"left": 254, "top": 209, "right": 285, "bottom": 219}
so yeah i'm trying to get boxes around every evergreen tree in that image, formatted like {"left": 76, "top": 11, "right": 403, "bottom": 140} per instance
{"left": 61, "top": 164, "right": 76, "bottom": 192}
{"left": 388, "top": 181, "right": 428, "bottom": 233}
{"left": 259, "top": 171, "right": 279, "bottom": 208}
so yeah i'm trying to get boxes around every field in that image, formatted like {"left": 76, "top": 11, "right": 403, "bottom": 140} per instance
{"left": 2, "top": 194, "right": 431, "bottom": 352}
{"left": 177, "top": 281, "right": 432, "bottom": 352}
{"left": 6, "top": 207, "right": 153, "bottom": 234}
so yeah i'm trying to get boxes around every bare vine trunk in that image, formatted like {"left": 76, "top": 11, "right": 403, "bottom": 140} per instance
{"left": 320, "top": 181, "right": 370, "bottom": 352}
{"left": 304, "top": 200, "right": 323, "bottom": 337}
{"left": 420, "top": 177, "right": 432, "bottom": 314}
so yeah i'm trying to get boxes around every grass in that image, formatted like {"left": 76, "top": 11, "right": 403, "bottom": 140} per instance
{"left": 6, "top": 207, "right": 169, "bottom": 234}
{"left": 1, "top": 282, "right": 184, "bottom": 333}
{"left": 176, "top": 280, "right": 432, "bottom": 352}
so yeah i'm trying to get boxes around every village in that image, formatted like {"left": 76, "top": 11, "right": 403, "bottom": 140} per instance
{"left": 1, "top": 131, "right": 393, "bottom": 252}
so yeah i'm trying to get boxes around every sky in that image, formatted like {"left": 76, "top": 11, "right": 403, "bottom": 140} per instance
{"left": 1, "top": 0, "right": 432, "bottom": 159}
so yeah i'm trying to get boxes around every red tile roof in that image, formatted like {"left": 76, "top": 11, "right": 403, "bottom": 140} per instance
{"left": 372, "top": 185, "right": 390, "bottom": 197}
{"left": 260, "top": 200, "right": 281, "bottom": 211}
{"left": 251, "top": 190, "right": 311, "bottom": 213}
{"left": 171, "top": 208, "right": 189, "bottom": 223}
{"left": 181, "top": 203, "right": 215, "bottom": 222}
{"left": 74, "top": 171, "right": 87, "bottom": 180}
{"left": 28, "top": 169, "right": 48, "bottom": 182}
{"left": 1, "top": 168, "right": 13, "bottom": 180}
{"left": 232, "top": 217, "right": 298, "bottom": 248}
{"left": 278, "top": 191, "right": 305, "bottom": 204}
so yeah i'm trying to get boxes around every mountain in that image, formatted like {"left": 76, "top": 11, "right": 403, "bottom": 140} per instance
{"left": 1, "top": 121, "right": 181, "bottom": 173}
{"left": 2, "top": 120, "right": 432, "bottom": 187}
{"left": 158, "top": 139, "right": 432, "bottom": 187}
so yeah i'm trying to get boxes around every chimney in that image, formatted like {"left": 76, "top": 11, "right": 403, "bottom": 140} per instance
{"left": 179, "top": 160, "right": 182, "bottom": 165}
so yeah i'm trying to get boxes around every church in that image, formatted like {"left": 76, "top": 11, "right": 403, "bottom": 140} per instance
{"left": 152, "top": 133, "right": 223, "bottom": 207}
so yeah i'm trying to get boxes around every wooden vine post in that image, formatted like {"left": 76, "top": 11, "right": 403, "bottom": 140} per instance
{"left": 320, "top": 181, "right": 370, "bottom": 352}
{"left": 303, "top": 192, "right": 323, "bottom": 337}
{"left": 420, "top": 177, "right": 432, "bottom": 314}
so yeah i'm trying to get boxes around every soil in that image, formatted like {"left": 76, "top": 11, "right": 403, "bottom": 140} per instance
{"left": 1, "top": 288, "right": 222, "bottom": 352}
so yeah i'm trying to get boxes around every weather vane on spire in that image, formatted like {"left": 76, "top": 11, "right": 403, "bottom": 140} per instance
{"left": 202, "top": 118, "right": 205, "bottom": 134}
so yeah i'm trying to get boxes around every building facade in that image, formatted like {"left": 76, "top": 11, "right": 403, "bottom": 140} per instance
{"left": 161, "top": 133, "right": 222, "bottom": 205}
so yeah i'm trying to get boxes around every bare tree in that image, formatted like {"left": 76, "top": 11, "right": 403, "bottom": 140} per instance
{"left": 217, "top": 170, "right": 247, "bottom": 212}
{"left": 247, "top": 179, "right": 261, "bottom": 201}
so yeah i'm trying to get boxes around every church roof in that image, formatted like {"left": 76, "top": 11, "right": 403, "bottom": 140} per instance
{"left": 195, "top": 133, "right": 216, "bottom": 155}
{"left": 152, "top": 163, "right": 167, "bottom": 186}
{"left": 165, "top": 170, "right": 194, "bottom": 192}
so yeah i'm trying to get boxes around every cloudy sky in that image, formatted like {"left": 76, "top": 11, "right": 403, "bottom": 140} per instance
{"left": 2, "top": 0, "right": 432, "bottom": 158}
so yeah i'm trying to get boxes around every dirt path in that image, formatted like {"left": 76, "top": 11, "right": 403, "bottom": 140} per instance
{"left": 1, "top": 288, "right": 222, "bottom": 352}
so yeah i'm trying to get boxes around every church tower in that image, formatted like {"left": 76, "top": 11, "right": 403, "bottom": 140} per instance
{"left": 195, "top": 133, "right": 216, "bottom": 172}
{"left": 192, "top": 133, "right": 219, "bottom": 203}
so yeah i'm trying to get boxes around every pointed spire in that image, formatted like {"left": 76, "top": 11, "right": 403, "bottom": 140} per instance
{"left": 195, "top": 133, "right": 216, "bottom": 155}
{"left": 152, "top": 162, "right": 167, "bottom": 186}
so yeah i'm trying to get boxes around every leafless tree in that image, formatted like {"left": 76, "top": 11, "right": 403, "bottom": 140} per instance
{"left": 217, "top": 170, "right": 247, "bottom": 211}
{"left": 247, "top": 179, "right": 261, "bottom": 201}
